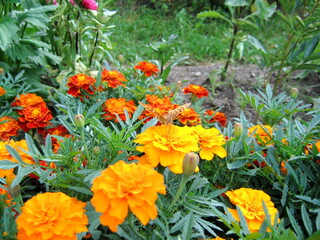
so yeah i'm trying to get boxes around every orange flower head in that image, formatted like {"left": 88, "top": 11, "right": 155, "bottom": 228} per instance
{"left": 0, "top": 116, "right": 20, "bottom": 140}
{"left": 225, "top": 188, "right": 279, "bottom": 233}
{"left": 12, "top": 93, "right": 46, "bottom": 112}
{"left": 192, "top": 125, "right": 227, "bottom": 160}
{"left": 16, "top": 192, "right": 88, "bottom": 240}
{"left": 101, "top": 69, "right": 127, "bottom": 88}
{"left": 91, "top": 160, "right": 166, "bottom": 232}
{"left": 248, "top": 125, "right": 273, "bottom": 144}
{"left": 43, "top": 125, "right": 70, "bottom": 153}
{"left": 305, "top": 140, "right": 320, "bottom": 154}
{"left": 0, "top": 140, "right": 34, "bottom": 178}
{"left": 102, "top": 98, "right": 137, "bottom": 122}
{"left": 134, "top": 124, "right": 199, "bottom": 173}
{"left": 67, "top": 73, "right": 96, "bottom": 98}
{"left": 205, "top": 110, "right": 227, "bottom": 127}
{"left": 134, "top": 61, "right": 159, "bottom": 77}
{"left": 177, "top": 108, "right": 201, "bottom": 126}
{"left": 183, "top": 84, "right": 209, "bottom": 98}
{"left": 0, "top": 86, "right": 6, "bottom": 96}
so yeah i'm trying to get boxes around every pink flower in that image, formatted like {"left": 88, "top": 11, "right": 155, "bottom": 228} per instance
{"left": 69, "top": 0, "right": 76, "bottom": 6}
{"left": 81, "top": 0, "right": 98, "bottom": 10}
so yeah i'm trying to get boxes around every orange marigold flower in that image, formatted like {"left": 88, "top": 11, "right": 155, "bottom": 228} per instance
{"left": 134, "top": 124, "right": 199, "bottom": 173}
{"left": 12, "top": 93, "right": 46, "bottom": 112}
{"left": 43, "top": 125, "right": 71, "bottom": 153}
{"left": 192, "top": 125, "right": 227, "bottom": 160}
{"left": 16, "top": 192, "right": 88, "bottom": 240}
{"left": 0, "top": 86, "right": 6, "bottom": 96}
{"left": 134, "top": 61, "right": 159, "bottom": 77}
{"left": 101, "top": 69, "right": 127, "bottom": 88}
{"left": 178, "top": 108, "right": 201, "bottom": 126}
{"left": 0, "top": 116, "right": 20, "bottom": 140}
{"left": 67, "top": 73, "right": 96, "bottom": 98}
{"left": 0, "top": 140, "right": 34, "bottom": 178}
{"left": 305, "top": 140, "right": 320, "bottom": 154}
{"left": 91, "top": 160, "right": 166, "bottom": 232}
{"left": 183, "top": 84, "right": 209, "bottom": 98}
{"left": 225, "top": 188, "right": 279, "bottom": 233}
{"left": 248, "top": 125, "right": 273, "bottom": 144}
{"left": 205, "top": 110, "right": 227, "bottom": 127}
{"left": 199, "top": 237, "right": 226, "bottom": 240}
{"left": 102, "top": 98, "right": 137, "bottom": 122}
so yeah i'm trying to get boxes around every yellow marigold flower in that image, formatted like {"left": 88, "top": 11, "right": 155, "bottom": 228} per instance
{"left": 0, "top": 86, "right": 6, "bottom": 96}
{"left": 16, "top": 192, "right": 88, "bottom": 240}
{"left": 134, "top": 124, "right": 199, "bottom": 173}
{"left": 0, "top": 140, "right": 34, "bottom": 178}
{"left": 192, "top": 125, "right": 227, "bottom": 160}
{"left": 91, "top": 160, "right": 166, "bottom": 232}
{"left": 0, "top": 116, "right": 20, "bottom": 140}
{"left": 225, "top": 188, "right": 279, "bottom": 233}
{"left": 248, "top": 125, "right": 273, "bottom": 144}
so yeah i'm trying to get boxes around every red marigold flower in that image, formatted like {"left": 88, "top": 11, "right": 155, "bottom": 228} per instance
{"left": 205, "top": 110, "right": 227, "bottom": 127}
{"left": 183, "top": 84, "right": 209, "bottom": 98}
{"left": 177, "top": 108, "right": 201, "bottom": 126}
{"left": 101, "top": 69, "right": 127, "bottom": 88}
{"left": 0, "top": 116, "right": 20, "bottom": 140}
{"left": 12, "top": 93, "right": 46, "bottom": 113}
{"left": 67, "top": 73, "right": 96, "bottom": 98}
{"left": 0, "top": 86, "right": 6, "bottom": 96}
{"left": 81, "top": 0, "right": 98, "bottom": 10}
{"left": 103, "top": 98, "right": 137, "bottom": 122}
{"left": 134, "top": 61, "right": 159, "bottom": 77}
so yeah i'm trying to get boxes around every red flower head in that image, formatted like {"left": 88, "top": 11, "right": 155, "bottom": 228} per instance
{"left": 103, "top": 98, "right": 137, "bottom": 122}
{"left": 0, "top": 116, "right": 20, "bottom": 140}
{"left": 134, "top": 61, "right": 159, "bottom": 77}
{"left": 42, "top": 125, "right": 71, "bottom": 153}
{"left": 101, "top": 69, "right": 127, "bottom": 88}
{"left": 67, "top": 73, "right": 96, "bottom": 98}
{"left": 183, "top": 84, "right": 209, "bottom": 98}
{"left": 205, "top": 110, "right": 227, "bottom": 127}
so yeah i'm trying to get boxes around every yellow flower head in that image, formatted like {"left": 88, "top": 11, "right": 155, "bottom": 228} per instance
{"left": 225, "top": 188, "right": 279, "bottom": 233}
{"left": 192, "top": 125, "right": 227, "bottom": 160}
{"left": 134, "top": 124, "right": 199, "bottom": 173}
{"left": 91, "top": 160, "right": 166, "bottom": 232}
{"left": 16, "top": 192, "right": 88, "bottom": 240}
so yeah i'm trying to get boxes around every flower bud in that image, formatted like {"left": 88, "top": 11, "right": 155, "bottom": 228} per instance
{"left": 118, "top": 55, "right": 124, "bottom": 63}
{"left": 0, "top": 68, "right": 4, "bottom": 75}
{"left": 182, "top": 152, "right": 199, "bottom": 177}
{"left": 290, "top": 88, "right": 299, "bottom": 99}
{"left": 93, "top": 146, "right": 100, "bottom": 154}
{"left": 74, "top": 114, "right": 85, "bottom": 128}
{"left": 233, "top": 123, "right": 243, "bottom": 138}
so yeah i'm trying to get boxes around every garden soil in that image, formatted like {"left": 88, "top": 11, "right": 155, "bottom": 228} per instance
{"left": 166, "top": 62, "right": 320, "bottom": 123}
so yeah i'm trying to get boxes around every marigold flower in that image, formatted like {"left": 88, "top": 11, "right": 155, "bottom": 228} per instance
{"left": 225, "top": 188, "right": 279, "bottom": 233}
{"left": 0, "top": 185, "right": 14, "bottom": 207}
{"left": 205, "top": 110, "right": 227, "bottom": 127}
{"left": 248, "top": 125, "right": 273, "bottom": 144}
{"left": 192, "top": 125, "right": 227, "bottom": 160}
{"left": 42, "top": 125, "right": 71, "bottom": 153}
{"left": 67, "top": 73, "right": 96, "bottom": 98}
{"left": 102, "top": 98, "right": 137, "bottom": 122}
{"left": 183, "top": 84, "right": 209, "bottom": 98}
{"left": 16, "top": 192, "right": 88, "bottom": 240}
{"left": 81, "top": 0, "right": 98, "bottom": 10}
{"left": 134, "top": 61, "right": 159, "bottom": 77}
{"left": 0, "top": 140, "right": 34, "bottom": 178}
{"left": 91, "top": 160, "right": 166, "bottom": 232}
{"left": 305, "top": 140, "right": 320, "bottom": 154}
{"left": 12, "top": 93, "right": 46, "bottom": 110}
{"left": 0, "top": 116, "right": 20, "bottom": 140}
{"left": 178, "top": 108, "right": 201, "bottom": 126}
{"left": 134, "top": 124, "right": 199, "bottom": 173}
{"left": 101, "top": 69, "right": 127, "bottom": 88}
{"left": 0, "top": 86, "right": 6, "bottom": 96}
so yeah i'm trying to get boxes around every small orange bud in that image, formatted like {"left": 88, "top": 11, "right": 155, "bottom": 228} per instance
{"left": 182, "top": 152, "right": 199, "bottom": 177}
{"left": 74, "top": 114, "right": 85, "bottom": 128}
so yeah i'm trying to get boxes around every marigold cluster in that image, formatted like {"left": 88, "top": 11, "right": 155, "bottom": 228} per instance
{"left": 0, "top": 140, "right": 34, "bottom": 178}
{"left": 205, "top": 110, "right": 227, "bottom": 127}
{"left": 183, "top": 84, "right": 209, "bottom": 98}
{"left": 101, "top": 69, "right": 127, "bottom": 88}
{"left": 12, "top": 93, "right": 53, "bottom": 132}
{"left": 0, "top": 86, "right": 6, "bottom": 96}
{"left": 91, "top": 160, "right": 166, "bottom": 232}
{"left": 0, "top": 116, "right": 20, "bottom": 140}
{"left": 225, "top": 188, "right": 279, "bottom": 233}
{"left": 102, "top": 98, "right": 137, "bottom": 122}
{"left": 134, "top": 61, "right": 159, "bottom": 77}
{"left": 135, "top": 124, "right": 200, "bottom": 173}
{"left": 248, "top": 125, "right": 273, "bottom": 144}
{"left": 16, "top": 192, "right": 88, "bottom": 240}
{"left": 67, "top": 73, "right": 96, "bottom": 98}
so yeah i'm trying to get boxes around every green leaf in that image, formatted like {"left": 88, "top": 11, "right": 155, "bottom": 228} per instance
{"left": 181, "top": 212, "right": 194, "bottom": 240}
{"left": 197, "top": 10, "right": 232, "bottom": 26}
{"left": 68, "top": 186, "right": 93, "bottom": 196}
{"left": 301, "top": 204, "right": 313, "bottom": 236}
{"left": 286, "top": 207, "right": 305, "bottom": 240}
{"left": 304, "top": 36, "right": 319, "bottom": 58}
{"left": 0, "top": 17, "right": 19, "bottom": 51}
{"left": 0, "top": 160, "right": 20, "bottom": 169}
{"left": 225, "top": 0, "right": 250, "bottom": 7}
{"left": 307, "top": 230, "right": 320, "bottom": 240}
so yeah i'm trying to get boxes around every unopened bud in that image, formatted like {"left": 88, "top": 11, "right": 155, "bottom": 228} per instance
{"left": 74, "top": 114, "right": 85, "bottom": 128}
{"left": 0, "top": 68, "right": 4, "bottom": 75}
{"left": 118, "top": 55, "right": 124, "bottom": 63}
{"left": 290, "top": 88, "right": 299, "bottom": 99}
{"left": 234, "top": 123, "right": 243, "bottom": 138}
{"left": 93, "top": 146, "right": 100, "bottom": 154}
{"left": 182, "top": 152, "right": 199, "bottom": 177}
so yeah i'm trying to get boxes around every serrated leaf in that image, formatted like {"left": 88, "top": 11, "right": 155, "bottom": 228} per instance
{"left": 0, "top": 17, "right": 19, "bottom": 51}
{"left": 68, "top": 186, "right": 93, "bottom": 196}
{"left": 225, "top": 0, "right": 250, "bottom": 7}
{"left": 301, "top": 204, "right": 313, "bottom": 235}
{"left": 197, "top": 10, "right": 232, "bottom": 25}
{"left": 0, "top": 160, "right": 20, "bottom": 169}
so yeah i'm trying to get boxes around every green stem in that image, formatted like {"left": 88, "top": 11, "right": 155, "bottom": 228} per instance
{"left": 168, "top": 174, "right": 189, "bottom": 212}
{"left": 128, "top": 212, "right": 147, "bottom": 240}
{"left": 80, "top": 128, "right": 92, "bottom": 166}
{"left": 222, "top": 24, "right": 238, "bottom": 81}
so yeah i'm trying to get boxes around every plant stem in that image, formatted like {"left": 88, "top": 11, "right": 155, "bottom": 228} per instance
{"left": 222, "top": 24, "right": 238, "bottom": 81}
{"left": 89, "top": 30, "right": 99, "bottom": 67}
{"left": 168, "top": 174, "right": 189, "bottom": 212}
{"left": 128, "top": 212, "right": 147, "bottom": 240}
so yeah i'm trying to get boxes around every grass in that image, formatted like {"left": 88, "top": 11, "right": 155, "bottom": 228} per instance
{"left": 108, "top": 7, "right": 231, "bottom": 64}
